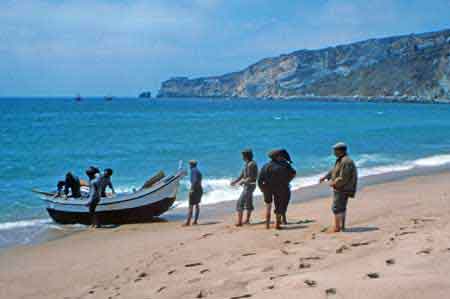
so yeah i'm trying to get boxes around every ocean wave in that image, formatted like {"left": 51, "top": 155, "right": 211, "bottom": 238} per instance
{"left": 0, "top": 218, "right": 52, "bottom": 231}
{"left": 175, "top": 153, "right": 450, "bottom": 208}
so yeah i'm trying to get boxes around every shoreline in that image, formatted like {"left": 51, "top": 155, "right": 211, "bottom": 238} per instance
{"left": 156, "top": 95, "right": 450, "bottom": 104}
{"left": 2, "top": 168, "right": 450, "bottom": 298}
{"left": 2, "top": 161, "right": 450, "bottom": 250}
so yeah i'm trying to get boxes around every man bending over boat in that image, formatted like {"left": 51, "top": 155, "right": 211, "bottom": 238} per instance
{"left": 184, "top": 160, "right": 203, "bottom": 226}
{"left": 55, "top": 172, "right": 82, "bottom": 199}
{"left": 86, "top": 166, "right": 102, "bottom": 228}
{"left": 99, "top": 168, "right": 116, "bottom": 197}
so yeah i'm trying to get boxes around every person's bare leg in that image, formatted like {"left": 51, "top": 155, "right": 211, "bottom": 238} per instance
{"left": 282, "top": 213, "right": 288, "bottom": 225}
{"left": 342, "top": 212, "right": 346, "bottom": 231}
{"left": 333, "top": 214, "right": 342, "bottom": 232}
{"left": 236, "top": 211, "right": 243, "bottom": 227}
{"left": 93, "top": 214, "right": 100, "bottom": 228}
{"left": 275, "top": 214, "right": 282, "bottom": 230}
{"left": 193, "top": 204, "right": 200, "bottom": 225}
{"left": 244, "top": 210, "right": 252, "bottom": 224}
{"left": 265, "top": 204, "right": 272, "bottom": 229}
{"left": 184, "top": 206, "right": 193, "bottom": 226}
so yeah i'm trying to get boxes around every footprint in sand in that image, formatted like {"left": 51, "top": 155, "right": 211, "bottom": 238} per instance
{"left": 350, "top": 240, "right": 373, "bottom": 247}
{"left": 326, "top": 288, "right": 337, "bottom": 296}
{"left": 270, "top": 274, "right": 288, "bottom": 280}
{"left": 304, "top": 279, "right": 317, "bottom": 287}
{"left": 395, "top": 231, "right": 416, "bottom": 237}
{"left": 366, "top": 272, "right": 380, "bottom": 279}
{"left": 417, "top": 248, "right": 432, "bottom": 255}
{"left": 188, "top": 278, "right": 201, "bottom": 284}
{"left": 336, "top": 245, "right": 350, "bottom": 254}
{"left": 157, "top": 286, "right": 166, "bottom": 293}
{"left": 299, "top": 262, "right": 312, "bottom": 269}
{"left": 300, "top": 256, "right": 321, "bottom": 261}
{"left": 386, "top": 258, "right": 396, "bottom": 265}
{"left": 185, "top": 262, "right": 203, "bottom": 268}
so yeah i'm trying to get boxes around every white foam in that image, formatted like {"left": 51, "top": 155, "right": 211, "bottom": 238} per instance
{"left": 175, "top": 153, "right": 450, "bottom": 208}
{"left": 0, "top": 219, "right": 52, "bottom": 231}
{"left": 413, "top": 154, "right": 450, "bottom": 167}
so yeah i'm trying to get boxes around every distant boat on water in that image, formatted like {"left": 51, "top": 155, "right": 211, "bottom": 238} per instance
{"left": 139, "top": 91, "right": 152, "bottom": 99}
{"left": 75, "top": 94, "right": 82, "bottom": 102}
{"left": 105, "top": 96, "right": 113, "bottom": 101}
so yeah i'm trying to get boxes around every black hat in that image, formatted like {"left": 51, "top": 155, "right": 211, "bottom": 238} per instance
{"left": 268, "top": 149, "right": 281, "bottom": 160}
{"left": 86, "top": 166, "right": 100, "bottom": 176}
{"left": 279, "top": 149, "right": 293, "bottom": 163}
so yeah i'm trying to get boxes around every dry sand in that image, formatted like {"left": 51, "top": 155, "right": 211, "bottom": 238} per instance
{"left": 1, "top": 172, "right": 450, "bottom": 299}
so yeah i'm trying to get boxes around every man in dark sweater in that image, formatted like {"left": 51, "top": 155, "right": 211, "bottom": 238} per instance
{"left": 258, "top": 149, "right": 296, "bottom": 230}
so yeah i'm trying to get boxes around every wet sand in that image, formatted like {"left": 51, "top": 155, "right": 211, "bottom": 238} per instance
{"left": 1, "top": 172, "right": 450, "bottom": 299}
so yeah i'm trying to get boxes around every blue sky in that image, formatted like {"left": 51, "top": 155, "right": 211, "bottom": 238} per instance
{"left": 1, "top": 0, "right": 450, "bottom": 97}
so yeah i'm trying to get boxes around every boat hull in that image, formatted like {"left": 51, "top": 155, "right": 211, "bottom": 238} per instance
{"left": 47, "top": 196, "right": 176, "bottom": 225}
{"left": 40, "top": 171, "right": 185, "bottom": 225}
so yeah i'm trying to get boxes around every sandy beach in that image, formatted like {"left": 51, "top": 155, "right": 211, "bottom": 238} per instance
{"left": 1, "top": 172, "right": 450, "bottom": 299}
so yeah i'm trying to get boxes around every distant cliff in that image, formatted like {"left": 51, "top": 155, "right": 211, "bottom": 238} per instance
{"left": 158, "top": 29, "right": 450, "bottom": 101}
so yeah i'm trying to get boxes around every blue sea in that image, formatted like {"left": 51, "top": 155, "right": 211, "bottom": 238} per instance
{"left": 1, "top": 97, "right": 450, "bottom": 247}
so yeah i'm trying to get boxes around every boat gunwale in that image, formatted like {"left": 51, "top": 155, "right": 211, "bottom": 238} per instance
{"left": 41, "top": 172, "right": 183, "bottom": 207}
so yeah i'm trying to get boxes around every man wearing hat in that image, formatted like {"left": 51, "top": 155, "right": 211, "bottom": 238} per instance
{"left": 184, "top": 160, "right": 203, "bottom": 226}
{"left": 231, "top": 149, "right": 258, "bottom": 226}
{"left": 258, "top": 149, "right": 296, "bottom": 229}
{"left": 320, "top": 142, "right": 358, "bottom": 232}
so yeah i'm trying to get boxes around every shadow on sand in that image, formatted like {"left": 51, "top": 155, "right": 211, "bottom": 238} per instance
{"left": 345, "top": 226, "right": 379, "bottom": 233}
{"left": 196, "top": 221, "right": 222, "bottom": 226}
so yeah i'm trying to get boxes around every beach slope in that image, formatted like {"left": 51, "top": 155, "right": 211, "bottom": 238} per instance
{"left": 1, "top": 173, "right": 450, "bottom": 299}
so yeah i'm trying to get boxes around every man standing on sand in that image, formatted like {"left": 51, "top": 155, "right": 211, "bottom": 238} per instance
{"left": 86, "top": 166, "right": 102, "bottom": 228}
{"left": 320, "top": 142, "right": 358, "bottom": 232}
{"left": 231, "top": 149, "right": 258, "bottom": 226}
{"left": 185, "top": 160, "right": 203, "bottom": 226}
{"left": 258, "top": 149, "right": 296, "bottom": 230}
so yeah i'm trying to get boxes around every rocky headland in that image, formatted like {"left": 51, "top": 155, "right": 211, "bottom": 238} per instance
{"left": 158, "top": 29, "right": 450, "bottom": 102}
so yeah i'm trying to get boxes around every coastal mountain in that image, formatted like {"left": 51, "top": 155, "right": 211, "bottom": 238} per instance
{"left": 158, "top": 29, "right": 450, "bottom": 101}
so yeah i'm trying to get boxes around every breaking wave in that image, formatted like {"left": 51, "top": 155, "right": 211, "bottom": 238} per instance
{"left": 175, "top": 153, "right": 450, "bottom": 208}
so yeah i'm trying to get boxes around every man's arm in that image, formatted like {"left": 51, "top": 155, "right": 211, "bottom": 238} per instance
{"left": 108, "top": 180, "right": 115, "bottom": 194}
{"left": 230, "top": 169, "right": 244, "bottom": 186}
{"left": 320, "top": 169, "right": 332, "bottom": 183}
{"left": 289, "top": 166, "right": 296, "bottom": 182}
{"left": 240, "top": 163, "right": 258, "bottom": 185}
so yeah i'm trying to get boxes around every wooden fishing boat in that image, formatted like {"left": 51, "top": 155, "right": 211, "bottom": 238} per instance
{"left": 34, "top": 171, "right": 185, "bottom": 225}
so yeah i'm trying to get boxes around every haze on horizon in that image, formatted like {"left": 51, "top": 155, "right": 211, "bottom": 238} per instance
{"left": 1, "top": 0, "right": 450, "bottom": 97}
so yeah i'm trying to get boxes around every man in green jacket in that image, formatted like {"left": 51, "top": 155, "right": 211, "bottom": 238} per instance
{"left": 320, "top": 142, "right": 358, "bottom": 232}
